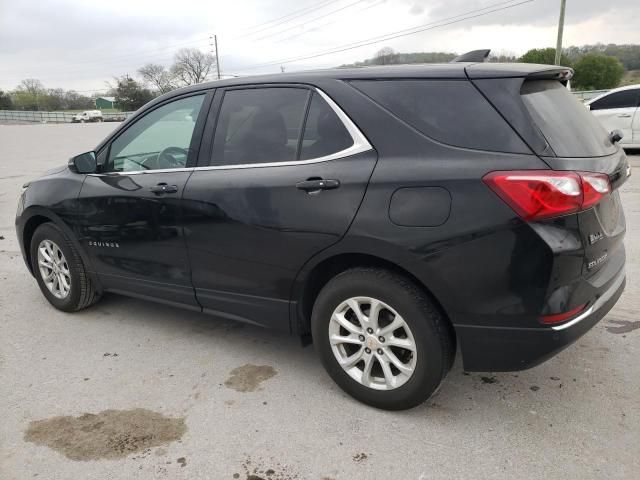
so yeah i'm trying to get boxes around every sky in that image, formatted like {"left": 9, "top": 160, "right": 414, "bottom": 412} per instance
{"left": 0, "top": 0, "right": 638, "bottom": 93}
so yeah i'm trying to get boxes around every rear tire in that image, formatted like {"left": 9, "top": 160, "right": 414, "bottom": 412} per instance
{"left": 311, "top": 268, "right": 453, "bottom": 410}
{"left": 30, "top": 223, "right": 100, "bottom": 312}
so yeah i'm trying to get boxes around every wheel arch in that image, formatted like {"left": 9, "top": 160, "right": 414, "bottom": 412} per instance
{"left": 292, "top": 250, "right": 456, "bottom": 351}
{"left": 19, "top": 207, "right": 102, "bottom": 292}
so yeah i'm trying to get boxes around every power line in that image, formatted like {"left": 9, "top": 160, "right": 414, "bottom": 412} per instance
{"left": 230, "top": 0, "right": 534, "bottom": 72}
{"left": 228, "top": 0, "right": 342, "bottom": 40}
{"left": 251, "top": 0, "right": 369, "bottom": 42}
{"left": 273, "top": 0, "right": 386, "bottom": 44}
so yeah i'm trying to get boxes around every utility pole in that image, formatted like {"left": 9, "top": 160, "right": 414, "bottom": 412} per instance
{"left": 554, "top": 0, "right": 567, "bottom": 65}
{"left": 210, "top": 34, "right": 221, "bottom": 79}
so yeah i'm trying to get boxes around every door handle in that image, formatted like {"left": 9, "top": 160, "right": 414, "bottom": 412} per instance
{"left": 296, "top": 178, "right": 340, "bottom": 193}
{"left": 150, "top": 183, "right": 178, "bottom": 194}
{"left": 617, "top": 113, "right": 632, "bottom": 118}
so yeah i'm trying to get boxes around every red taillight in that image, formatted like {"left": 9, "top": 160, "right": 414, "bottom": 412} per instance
{"left": 539, "top": 303, "right": 588, "bottom": 325}
{"left": 483, "top": 170, "right": 611, "bottom": 221}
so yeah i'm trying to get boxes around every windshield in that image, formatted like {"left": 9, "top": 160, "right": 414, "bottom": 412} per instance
{"left": 520, "top": 80, "right": 616, "bottom": 158}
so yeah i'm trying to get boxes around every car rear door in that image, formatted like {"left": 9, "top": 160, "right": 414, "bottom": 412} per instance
{"left": 588, "top": 88, "right": 640, "bottom": 145}
{"left": 182, "top": 85, "right": 376, "bottom": 330}
{"left": 77, "top": 92, "right": 211, "bottom": 308}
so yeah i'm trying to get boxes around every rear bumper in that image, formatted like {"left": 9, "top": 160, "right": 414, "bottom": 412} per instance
{"left": 457, "top": 269, "right": 625, "bottom": 372}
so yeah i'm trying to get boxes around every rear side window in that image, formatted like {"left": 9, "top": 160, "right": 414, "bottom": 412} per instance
{"left": 589, "top": 89, "right": 640, "bottom": 110}
{"left": 521, "top": 80, "right": 615, "bottom": 158}
{"left": 212, "top": 87, "right": 309, "bottom": 166}
{"left": 300, "top": 93, "right": 353, "bottom": 160}
{"left": 351, "top": 79, "right": 529, "bottom": 154}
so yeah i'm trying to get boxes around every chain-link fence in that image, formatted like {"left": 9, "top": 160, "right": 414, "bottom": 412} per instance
{"left": 0, "top": 110, "right": 135, "bottom": 124}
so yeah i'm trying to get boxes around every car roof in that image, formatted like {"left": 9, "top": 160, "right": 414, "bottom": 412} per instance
{"left": 585, "top": 83, "right": 640, "bottom": 105}
{"left": 159, "top": 62, "right": 573, "bottom": 99}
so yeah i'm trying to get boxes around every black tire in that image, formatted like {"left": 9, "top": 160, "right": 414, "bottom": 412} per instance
{"left": 30, "top": 223, "right": 100, "bottom": 312}
{"left": 311, "top": 268, "right": 453, "bottom": 410}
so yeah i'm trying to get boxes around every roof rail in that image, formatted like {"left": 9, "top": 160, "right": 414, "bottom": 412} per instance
{"left": 450, "top": 49, "right": 491, "bottom": 63}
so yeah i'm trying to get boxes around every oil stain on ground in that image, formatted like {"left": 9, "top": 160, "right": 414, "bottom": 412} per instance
{"left": 224, "top": 364, "right": 277, "bottom": 392}
{"left": 24, "top": 408, "right": 186, "bottom": 461}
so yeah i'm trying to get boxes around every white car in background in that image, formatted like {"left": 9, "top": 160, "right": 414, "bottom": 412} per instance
{"left": 71, "top": 110, "right": 103, "bottom": 123}
{"left": 586, "top": 85, "right": 640, "bottom": 148}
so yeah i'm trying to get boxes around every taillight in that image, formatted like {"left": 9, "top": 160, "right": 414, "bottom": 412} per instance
{"left": 483, "top": 170, "right": 611, "bottom": 221}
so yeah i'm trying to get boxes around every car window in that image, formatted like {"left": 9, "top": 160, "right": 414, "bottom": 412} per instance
{"left": 590, "top": 89, "right": 640, "bottom": 111}
{"left": 351, "top": 79, "right": 529, "bottom": 154}
{"left": 299, "top": 93, "right": 353, "bottom": 160}
{"left": 521, "top": 80, "right": 615, "bottom": 157}
{"left": 107, "top": 94, "right": 205, "bottom": 172}
{"left": 211, "top": 88, "right": 310, "bottom": 166}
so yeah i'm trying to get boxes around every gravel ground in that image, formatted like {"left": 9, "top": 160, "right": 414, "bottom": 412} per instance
{"left": 1, "top": 123, "right": 639, "bottom": 480}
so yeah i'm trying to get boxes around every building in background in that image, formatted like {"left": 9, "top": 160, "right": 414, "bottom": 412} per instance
{"left": 95, "top": 96, "right": 116, "bottom": 110}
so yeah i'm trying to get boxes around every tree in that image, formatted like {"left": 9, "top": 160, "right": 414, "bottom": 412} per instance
{"left": 572, "top": 54, "right": 625, "bottom": 90}
{"left": 113, "top": 76, "right": 154, "bottom": 111}
{"left": 374, "top": 47, "right": 399, "bottom": 65}
{"left": 138, "top": 63, "right": 177, "bottom": 94}
{"left": 0, "top": 90, "right": 13, "bottom": 109}
{"left": 520, "top": 48, "right": 571, "bottom": 66}
{"left": 171, "top": 48, "right": 216, "bottom": 85}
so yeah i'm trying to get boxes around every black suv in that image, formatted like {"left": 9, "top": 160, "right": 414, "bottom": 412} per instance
{"left": 16, "top": 60, "right": 628, "bottom": 410}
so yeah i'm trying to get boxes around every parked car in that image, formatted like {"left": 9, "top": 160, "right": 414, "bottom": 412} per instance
{"left": 71, "top": 110, "right": 103, "bottom": 123}
{"left": 586, "top": 85, "right": 640, "bottom": 148}
{"left": 15, "top": 57, "right": 628, "bottom": 410}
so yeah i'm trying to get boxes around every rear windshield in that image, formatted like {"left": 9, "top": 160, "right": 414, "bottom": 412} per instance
{"left": 351, "top": 79, "right": 529, "bottom": 154}
{"left": 520, "top": 80, "right": 615, "bottom": 158}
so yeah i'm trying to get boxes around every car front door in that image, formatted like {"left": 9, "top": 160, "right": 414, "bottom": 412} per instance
{"left": 182, "top": 85, "right": 376, "bottom": 330}
{"left": 589, "top": 88, "right": 640, "bottom": 145}
{"left": 77, "top": 92, "right": 211, "bottom": 308}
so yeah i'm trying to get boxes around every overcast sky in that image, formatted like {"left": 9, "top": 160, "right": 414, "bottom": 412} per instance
{"left": 0, "top": 0, "right": 638, "bottom": 93}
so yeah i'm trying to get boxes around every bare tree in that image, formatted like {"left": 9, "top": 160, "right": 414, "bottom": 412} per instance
{"left": 138, "top": 63, "right": 177, "bottom": 93}
{"left": 374, "top": 47, "right": 398, "bottom": 65}
{"left": 171, "top": 48, "right": 216, "bottom": 85}
{"left": 17, "top": 78, "right": 44, "bottom": 95}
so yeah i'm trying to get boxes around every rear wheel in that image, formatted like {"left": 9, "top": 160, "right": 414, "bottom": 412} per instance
{"left": 311, "top": 268, "right": 453, "bottom": 410}
{"left": 30, "top": 223, "right": 100, "bottom": 312}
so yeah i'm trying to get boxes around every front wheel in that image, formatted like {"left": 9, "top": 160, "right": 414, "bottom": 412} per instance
{"left": 30, "top": 223, "right": 100, "bottom": 312}
{"left": 311, "top": 268, "right": 453, "bottom": 410}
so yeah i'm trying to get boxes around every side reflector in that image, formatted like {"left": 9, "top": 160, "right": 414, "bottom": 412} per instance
{"left": 539, "top": 304, "right": 588, "bottom": 325}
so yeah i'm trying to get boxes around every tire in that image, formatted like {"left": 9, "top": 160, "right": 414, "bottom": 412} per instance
{"left": 30, "top": 223, "right": 100, "bottom": 312}
{"left": 80, "top": 119, "right": 85, "bottom": 123}
{"left": 311, "top": 268, "right": 453, "bottom": 410}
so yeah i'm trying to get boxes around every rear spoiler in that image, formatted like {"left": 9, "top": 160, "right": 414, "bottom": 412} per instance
{"left": 451, "top": 49, "right": 491, "bottom": 63}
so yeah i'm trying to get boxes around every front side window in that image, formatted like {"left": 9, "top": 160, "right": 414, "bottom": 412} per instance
{"left": 107, "top": 94, "right": 205, "bottom": 172}
{"left": 590, "top": 89, "right": 640, "bottom": 111}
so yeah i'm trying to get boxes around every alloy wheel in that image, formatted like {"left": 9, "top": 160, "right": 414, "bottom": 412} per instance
{"left": 329, "top": 296, "right": 418, "bottom": 391}
{"left": 37, "top": 239, "right": 71, "bottom": 299}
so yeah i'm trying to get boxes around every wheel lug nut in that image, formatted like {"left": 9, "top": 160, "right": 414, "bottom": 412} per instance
{"left": 365, "top": 347, "right": 371, "bottom": 354}
{"left": 377, "top": 348, "right": 383, "bottom": 355}
{"left": 358, "top": 335, "right": 365, "bottom": 342}
{"left": 366, "top": 328, "right": 373, "bottom": 334}
{"left": 378, "top": 336, "right": 385, "bottom": 343}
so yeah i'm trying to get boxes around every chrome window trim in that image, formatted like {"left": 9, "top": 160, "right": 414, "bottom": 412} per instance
{"left": 90, "top": 87, "right": 372, "bottom": 176}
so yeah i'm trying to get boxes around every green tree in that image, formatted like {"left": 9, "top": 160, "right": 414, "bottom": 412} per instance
{"left": 519, "top": 48, "right": 571, "bottom": 66}
{"left": 113, "top": 76, "right": 154, "bottom": 111}
{"left": 572, "top": 54, "right": 625, "bottom": 90}
{"left": 0, "top": 90, "right": 13, "bottom": 109}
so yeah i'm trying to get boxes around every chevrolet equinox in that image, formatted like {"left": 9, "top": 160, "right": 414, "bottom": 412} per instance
{"left": 16, "top": 56, "right": 628, "bottom": 410}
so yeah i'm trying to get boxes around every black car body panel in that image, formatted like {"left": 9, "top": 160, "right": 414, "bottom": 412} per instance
{"left": 16, "top": 62, "right": 627, "bottom": 373}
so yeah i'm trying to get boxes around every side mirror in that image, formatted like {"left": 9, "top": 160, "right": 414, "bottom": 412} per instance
{"left": 609, "top": 129, "right": 624, "bottom": 144}
{"left": 68, "top": 151, "right": 97, "bottom": 174}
